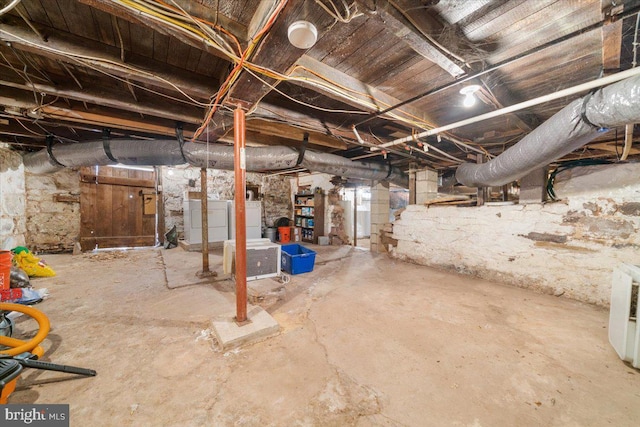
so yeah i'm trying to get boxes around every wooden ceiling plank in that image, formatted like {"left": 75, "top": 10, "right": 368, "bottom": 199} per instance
{"left": 55, "top": 0, "right": 99, "bottom": 40}
{"left": 309, "top": 17, "right": 369, "bottom": 64}
{"left": 359, "top": 0, "right": 466, "bottom": 77}
{"left": 219, "top": 129, "right": 345, "bottom": 151}
{"left": 292, "top": 55, "right": 430, "bottom": 125}
{"left": 224, "top": 1, "right": 310, "bottom": 107}
{"left": 601, "top": 18, "right": 623, "bottom": 73}
{"left": 15, "top": 0, "right": 50, "bottom": 28}
{"left": 41, "top": 0, "right": 70, "bottom": 32}
{"left": 245, "top": 120, "right": 347, "bottom": 150}
{"left": 89, "top": 7, "right": 117, "bottom": 47}
{"left": 185, "top": 47, "right": 203, "bottom": 73}
{"left": 251, "top": 104, "right": 359, "bottom": 141}
{"left": 465, "top": 0, "right": 556, "bottom": 41}
{"left": 0, "top": 77, "right": 203, "bottom": 125}
{"left": 337, "top": 28, "right": 406, "bottom": 80}
{"left": 153, "top": 31, "right": 170, "bottom": 63}
{"left": 78, "top": 0, "right": 233, "bottom": 61}
{"left": 128, "top": 20, "right": 154, "bottom": 58}
{"left": 167, "top": 36, "right": 192, "bottom": 70}
{"left": 165, "top": 0, "right": 247, "bottom": 40}
{"left": 0, "top": 20, "right": 218, "bottom": 100}
{"left": 318, "top": 17, "right": 384, "bottom": 68}
{"left": 479, "top": 71, "right": 541, "bottom": 131}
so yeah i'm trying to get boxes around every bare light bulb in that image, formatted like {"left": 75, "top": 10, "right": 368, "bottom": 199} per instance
{"left": 463, "top": 93, "right": 476, "bottom": 107}
{"left": 459, "top": 84, "right": 481, "bottom": 108}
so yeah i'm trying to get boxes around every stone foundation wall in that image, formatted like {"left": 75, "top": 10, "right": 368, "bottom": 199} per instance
{"left": 25, "top": 169, "right": 81, "bottom": 253}
{"left": 161, "top": 166, "right": 291, "bottom": 237}
{"left": 0, "top": 145, "right": 26, "bottom": 248}
{"left": 261, "top": 175, "right": 292, "bottom": 228}
{"left": 392, "top": 177, "right": 640, "bottom": 306}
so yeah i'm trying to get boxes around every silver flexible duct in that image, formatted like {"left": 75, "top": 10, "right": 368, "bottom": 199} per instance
{"left": 23, "top": 139, "right": 409, "bottom": 187}
{"left": 300, "top": 150, "right": 407, "bottom": 188}
{"left": 455, "top": 74, "right": 640, "bottom": 187}
{"left": 184, "top": 143, "right": 300, "bottom": 170}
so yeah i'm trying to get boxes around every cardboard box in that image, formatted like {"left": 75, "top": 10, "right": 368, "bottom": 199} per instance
{"left": 291, "top": 227, "right": 302, "bottom": 242}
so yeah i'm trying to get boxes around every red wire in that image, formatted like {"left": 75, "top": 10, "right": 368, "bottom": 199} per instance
{"left": 193, "top": 0, "right": 289, "bottom": 141}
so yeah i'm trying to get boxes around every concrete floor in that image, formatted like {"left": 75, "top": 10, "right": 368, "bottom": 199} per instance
{"left": 7, "top": 245, "right": 640, "bottom": 426}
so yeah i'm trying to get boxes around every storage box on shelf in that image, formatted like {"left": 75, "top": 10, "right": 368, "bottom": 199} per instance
{"left": 293, "top": 191, "right": 324, "bottom": 244}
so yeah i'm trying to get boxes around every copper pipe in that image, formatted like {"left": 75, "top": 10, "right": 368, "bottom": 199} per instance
{"left": 200, "top": 167, "right": 210, "bottom": 273}
{"left": 234, "top": 107, "right": 247, "bottom": 323}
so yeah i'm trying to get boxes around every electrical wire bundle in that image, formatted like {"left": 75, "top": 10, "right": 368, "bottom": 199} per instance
{"left": 546, "top": 158, "right": 614, "bottom": 201}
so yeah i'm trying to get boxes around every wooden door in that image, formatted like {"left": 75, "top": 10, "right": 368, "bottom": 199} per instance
{"left": 79, "top": 166, "right": 158, "bottom": 251}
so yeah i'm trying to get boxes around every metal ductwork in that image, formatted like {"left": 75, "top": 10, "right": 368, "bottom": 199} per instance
{"left": 455, "top": 74, "right": 640, "bottom": 187}
{"left": 23, "top": 139, "right": 409, "bottom": 187}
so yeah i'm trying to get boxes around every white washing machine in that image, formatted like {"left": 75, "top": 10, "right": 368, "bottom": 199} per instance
{"left": 228, "top": 201, "right": 262, "bottom": 240}
{"left": 183, "top": 199, "right": 229, "bottom": 244}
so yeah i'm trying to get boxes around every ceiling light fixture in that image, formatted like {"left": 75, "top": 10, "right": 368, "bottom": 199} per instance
{"left": 459, "top": 85, "right": 481, "bottom": 108}
{"left": 287, "top": 20, "right": 318, "bottom": 49}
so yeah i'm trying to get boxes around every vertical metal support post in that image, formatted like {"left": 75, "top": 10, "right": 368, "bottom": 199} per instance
{"left": 353, "top": 187, "right": 358, "bottom": 247}
{"left": 408, "top": 162, "right": 416, "bottom": 205}
{"left": 200, "top": 167, "right": 210, "bottom": 272}
{"left": 234, "top": 107, "right": 248, "bottom": 323}
{"left": 476, "top": 154, "right": 486, "bottom": 206}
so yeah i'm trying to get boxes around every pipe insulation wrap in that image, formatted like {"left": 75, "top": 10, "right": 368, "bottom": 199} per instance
{"left": 183, "top": 143, "right": 300, "bottom": 170}
{"left": 455, "top": 74, "right": 640, "bottom": 187}
{"left": 300, "top": 150, "right": 407, "bottom": 188}
{"left": 23, "top": 148, "right": 63, "bottom": 174}
{"left": 110, "top": 139, "right": 185, "bottom": 165}
{"left": 23, "top": 139, "right": 410, "bottom": 187}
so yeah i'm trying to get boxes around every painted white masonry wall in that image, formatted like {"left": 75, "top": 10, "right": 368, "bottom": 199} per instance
{"left": 0, "top": 144, "right": 26, "bottom": 248}
{"left": 392, "top": 180, "right": 640, "bottom": 306}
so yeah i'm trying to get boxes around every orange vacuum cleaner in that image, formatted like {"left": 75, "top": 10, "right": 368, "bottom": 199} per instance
{"left": 0, "top": 302, "right": 96, "bottom": 404}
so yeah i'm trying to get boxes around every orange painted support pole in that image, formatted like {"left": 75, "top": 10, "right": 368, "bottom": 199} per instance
{"left": 234, "top": 107, "right": 247, "bottom": 323}
{"left": 200, "top": 167, "right": 210, "bottom": 273}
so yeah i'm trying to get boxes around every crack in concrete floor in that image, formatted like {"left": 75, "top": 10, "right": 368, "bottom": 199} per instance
{"left": 6, "top": 247, "right": 639, "bottom": 426}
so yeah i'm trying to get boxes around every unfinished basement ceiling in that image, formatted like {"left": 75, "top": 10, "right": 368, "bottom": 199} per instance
{"left": 0, "top": 0, "right": 639, "bottom": 177}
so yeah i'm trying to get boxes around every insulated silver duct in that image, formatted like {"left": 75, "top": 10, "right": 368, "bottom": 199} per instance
{"left": 23, "top": 139, "right": 409, "bottom": 187}
{"left": 300, "top": 150, "right": 407, "bottom": 188}
{"left": 184, "top": 144, "right": 300, "bottom": 171}
{"left": 455, "top": 74, "right": 640, "bottom": 187}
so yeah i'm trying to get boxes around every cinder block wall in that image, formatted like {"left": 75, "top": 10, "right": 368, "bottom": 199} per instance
{"left": 392, "top": 169, "right": 640, "bottom": 306}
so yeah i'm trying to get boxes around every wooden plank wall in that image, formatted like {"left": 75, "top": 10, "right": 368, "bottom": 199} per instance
{"left": 79, "top": 166, "right": 157, "bottom": 251}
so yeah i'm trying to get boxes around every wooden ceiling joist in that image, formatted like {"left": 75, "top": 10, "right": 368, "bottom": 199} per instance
{"left": 0, "top": 20, "right": 218, "bottom": 100}
{"left": 361, "top": 0, "right": 466, "bottom": 77}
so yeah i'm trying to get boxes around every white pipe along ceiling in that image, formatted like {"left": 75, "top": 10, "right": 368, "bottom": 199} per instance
{"left": 22, "top": 71, "right": 640, "bottom": 190}
{"left": 455, "top": 73, "right": 640, "bottom": 187}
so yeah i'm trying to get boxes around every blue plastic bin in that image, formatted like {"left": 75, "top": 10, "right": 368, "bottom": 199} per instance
{"left": 280, "top": 244, "right": 316, "bottom": 275}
